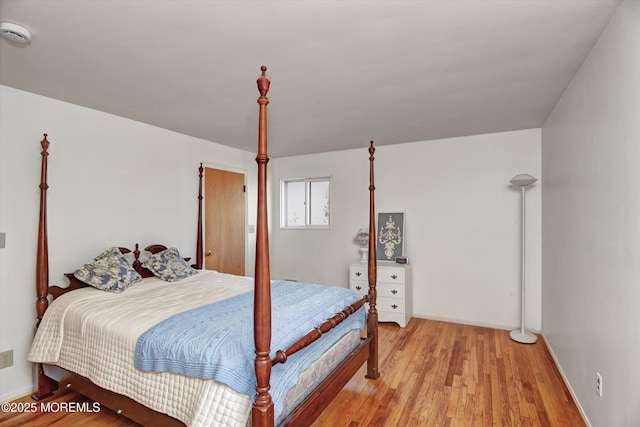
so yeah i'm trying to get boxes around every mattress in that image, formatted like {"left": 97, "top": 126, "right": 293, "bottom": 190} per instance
{"left": 29, "top": 270, "right": 364, "bottom": 426}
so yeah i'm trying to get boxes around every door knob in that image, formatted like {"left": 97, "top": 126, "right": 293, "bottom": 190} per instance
{"left": 206, "top": 250, "right": 213, "bottom": 256}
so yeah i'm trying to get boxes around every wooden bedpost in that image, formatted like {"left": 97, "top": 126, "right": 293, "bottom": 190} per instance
{"left": 35, "top": 134, "right": 50, "bottom": 324}
{"left": 252, "top": 66, "right": 274, "bottom": 427}
{"left": 366, "top": 141, "right": 380, "bottom": 379}
{"left": 32, "top": 134, "right": 57, "bottom": 400}
{"left": 194, "top": 163, "right": 204, "bottom": 269}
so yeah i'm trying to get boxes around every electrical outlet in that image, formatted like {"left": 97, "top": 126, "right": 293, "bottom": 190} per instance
{"left": 0, "top": 350, "right": 13, "bottom": 369}
{"left": 596, "top": 372, "right": 603, "bottom": 397}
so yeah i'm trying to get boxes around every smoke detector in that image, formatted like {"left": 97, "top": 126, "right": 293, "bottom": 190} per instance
{"left": 0, "top": 22, "right": 32, "bottom": 43}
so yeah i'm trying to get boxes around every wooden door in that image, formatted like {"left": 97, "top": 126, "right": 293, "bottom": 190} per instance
{"left": 204, "top": 167, "right": 245, "bottom": 275}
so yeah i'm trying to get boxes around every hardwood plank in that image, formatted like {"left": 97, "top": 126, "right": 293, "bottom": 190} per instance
{"left": 2, "top": 319, "right": 584, "bottom": 427}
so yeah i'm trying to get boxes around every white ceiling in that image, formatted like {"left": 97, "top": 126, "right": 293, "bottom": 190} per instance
{"left": 0, "top": 0, "right": 621, "bottom": 157}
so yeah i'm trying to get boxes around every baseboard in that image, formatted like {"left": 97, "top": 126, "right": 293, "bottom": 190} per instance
{"left": 412, "top": 313, "right": 541, "bottom": 334}
{"left": 0, "top": 384, "right": 35, "bottom": 403}
{"left": 541, "top": 333, "right": 591, "bottom": 427}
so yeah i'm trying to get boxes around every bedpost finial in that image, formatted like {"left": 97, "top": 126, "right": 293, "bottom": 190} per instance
{"left": 41, "top": 134, "right": 50, "bottom": 151}
{"left": 257, "top": 66, "right": 270, "bottom": 97}
{"left": 369, "top": 140, "right": 375, "bottom": 156}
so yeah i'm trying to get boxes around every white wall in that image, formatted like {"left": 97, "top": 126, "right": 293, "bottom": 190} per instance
{"left": 541, "top": 1, "right": 639, "bottom": 426}
{"left": 272, "top": 129, "right": 541, "bottom": 331}
{"left": 0, "top": 86, "right": 258, "bottom": 402}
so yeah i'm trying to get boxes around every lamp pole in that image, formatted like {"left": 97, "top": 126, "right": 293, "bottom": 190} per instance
{"left": 509, "top": 174, "right": 537, "bottom": 344}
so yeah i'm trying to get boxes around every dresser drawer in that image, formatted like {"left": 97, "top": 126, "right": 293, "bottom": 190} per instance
{"left": 377, "top": 266, "right": 404, "bottom": 284}
{"left": 350, "top": 282, "right": 403, "bottom": 300}
{"left": 350, "top": 265, "right": 405, "bottom": 284}
{"left": 349, "top": 265, "right": 368, "bottom": 281}
{"left": 378, "top": 282, "right": 405, "bottom": 300}
{"left": 350, "top": 280, "right": 368, "bottom": 296}
{"left": 378, "top": 296, "right": 405, "bottom": 315}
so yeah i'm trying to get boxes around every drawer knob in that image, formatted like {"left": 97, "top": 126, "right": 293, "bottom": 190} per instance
{"left": 356, "top": 285, "right": 362, "bottom": 290}
{"left": 391, "top": 304, "right": 398, "bottom": 309}
{"left": 391, "top": 289, "right": 398, "bottom": 294}
{"left": 391, "top": 274, "right": 398, "bottom": 280}
{"left": 355, "top": 272, "right": 362, "bottom": 277}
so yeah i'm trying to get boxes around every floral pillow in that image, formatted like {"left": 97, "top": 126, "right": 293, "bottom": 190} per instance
{"left": 74, "top": 247, "right": 142, "bottom": 293}
{"left": 142, "top": 247, "right": 197, "bottom": 282}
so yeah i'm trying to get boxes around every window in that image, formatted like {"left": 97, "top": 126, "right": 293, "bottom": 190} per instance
{"left": 281, "top": 177, "right": 330, "bottom": 228}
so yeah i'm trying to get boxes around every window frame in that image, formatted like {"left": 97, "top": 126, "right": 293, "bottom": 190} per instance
{"left": 280, "top": 176, "right": 331, "bottom": 229}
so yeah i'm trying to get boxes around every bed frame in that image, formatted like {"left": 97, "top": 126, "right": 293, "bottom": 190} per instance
{"left": 31, "top": 66, "right": 380, "bottom": 427}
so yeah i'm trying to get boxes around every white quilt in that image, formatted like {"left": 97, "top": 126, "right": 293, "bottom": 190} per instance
{"left": 29, "top": 270, "right": 364, "bottom": 426}
{"left": 29, "top": 271, "right": 256, "bottom": 427}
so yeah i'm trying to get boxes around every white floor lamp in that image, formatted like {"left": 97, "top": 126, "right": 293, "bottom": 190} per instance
{"left": 509, "top": 174, "right": 538, "bottom": 344}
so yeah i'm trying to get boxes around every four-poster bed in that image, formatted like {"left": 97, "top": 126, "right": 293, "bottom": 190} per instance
{"left": 29, "top": 67, "right": 380, "bottom": 427}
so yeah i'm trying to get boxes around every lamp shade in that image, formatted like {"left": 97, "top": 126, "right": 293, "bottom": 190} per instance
{"left": 510, "top": 174, "right": 537, "bottom": 187}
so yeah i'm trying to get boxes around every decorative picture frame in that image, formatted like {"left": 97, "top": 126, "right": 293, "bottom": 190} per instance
{"left": 376, "top": 212, "right": 405, "bottom": 261}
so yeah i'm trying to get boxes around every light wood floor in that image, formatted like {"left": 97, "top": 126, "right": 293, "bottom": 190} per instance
{"left": 314, "top": 318, "right": 584, "bottom": 426}
{"left": 1, "top": 318, "right": 584, "bottom": 427}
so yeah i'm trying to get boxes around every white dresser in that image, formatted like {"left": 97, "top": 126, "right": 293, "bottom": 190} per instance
{"left": 349, "top": 261, "right": 412, "bottom": 327}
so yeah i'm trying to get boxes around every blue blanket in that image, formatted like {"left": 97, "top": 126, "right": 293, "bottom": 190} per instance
{"left": 134, "top": 280, "right": 366, "bottom": 421}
